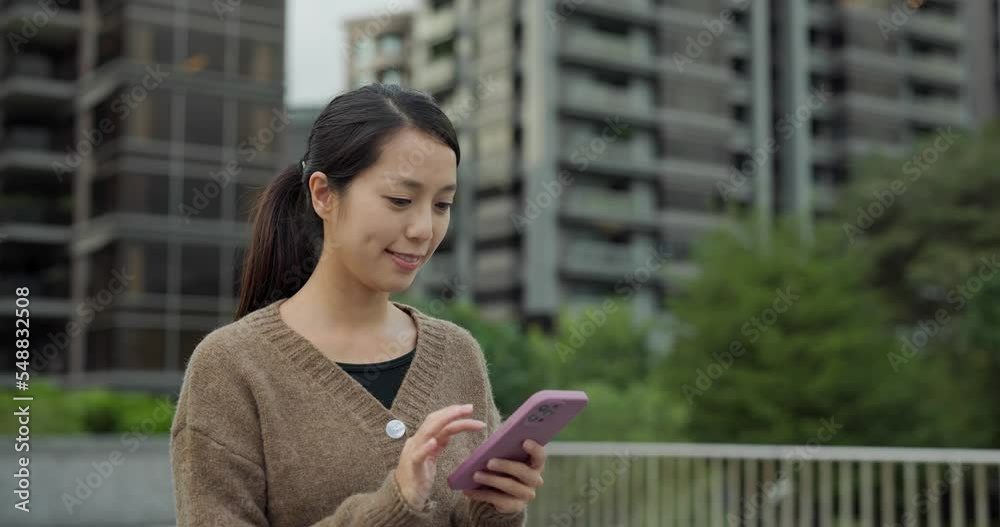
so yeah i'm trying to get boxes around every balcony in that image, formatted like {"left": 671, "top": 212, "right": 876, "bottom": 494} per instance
{"left": 415, "top": 4, "right": 456, "bottom": 44}
{"left": 811, "top": 137, "right": 838, "bottom": 165}
{"left": 475, "top": 197, "right": 517, "bottom": 241}
{"left": 562, "top": 239, "right": 643, "bottom": 280}
{"left": 562, "top": 186, "right": 658, "bottom": 229}
{"left": 412, "top": 57, "right": 456, "bottom": 94}
{"left": 561, "top": 25, "right": 655, "bottom": 70}
{"left": 662, "top": 209, "right": 729, "bottom": 236}
{"left": 561, "top": 129, "right": 660, "bottom": 177}
{"left": 422, "top": 255, "right": 457, "bottom": 286}
{"left": 907, "top": 12, "right": 962, "bottom": 43}
{"left": 475, "top": 250, "right": 517, "bottom": 292}
{"left": 577, "top": 0, "right": 655, "bottom": 19}
{"left": 0, "top": 0, "right": 82, "bottom": 47}
{"left": 0, "top": 126, "right": 71, "bottom": 173}
{"left": 562, "top": 79, "right": 655, "bottom": 119}
{"left": 661, "top": 157, "right": 731, "bottom": 191}
{"left": 906, "top": 54, "right": 964, "bottom": 85}
{"left": 841, "top": 92, "right": 907, "bottom": 121}
{"left": 724, "top": 29, "right": 748, "bottom": 57}
{"left": 845, "top": 138, "right": 908, "bottom": 159}
{"left": 661, "top": 108, "right": 731, "bottom": 136}
{"left": 841, "top": 47, "right": 903, "bottom": 78}
{"left": 0, "top": 54, "right": 76, "bottom": 111}
{"left": 907, "top": 96, "right": 967, "bottom": 127}
{"left": 0, "top": 194, "right": 72, "bottom": 225}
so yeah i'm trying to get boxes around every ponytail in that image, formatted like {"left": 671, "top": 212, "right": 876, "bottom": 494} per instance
{"left": 234, "top": 161, "right": 322, "bottom": 320}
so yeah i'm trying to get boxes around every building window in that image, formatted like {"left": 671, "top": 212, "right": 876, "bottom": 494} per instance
{"left": 117, "top": 328, "right": 167, "bottom": 370}
{"left": 186, "top": 30, "right": 226, "bottom": 73}
{"left": 131, "top": 23, "right": 173, "bottom": 64}
{"left": 381, "top": 68, "right": 402, "bottom": 85}
{"left": 123, "top": 241, "right": 168, "bottom": 294}
{"left": 237, "top": 102, "right": 278, "bottom": 154}
{"left": 240, "top": 39, "right": 280, "bottom": 81}
{"left": 182, "top": 177, "right": 224, "bottom": 220}
{"left": 354, "top": 38, "right": 375, "bottom": 67}
{"left": 128, "top": 90, "right": 172, "bottom": 141}
{"left": 185, "top": 93, "right": 224, "bottom": 146}
{"left": 180, "top": 244, "right": 221, "bottom": 296}
{"left": 86, "top": 328, "right": 114, "bottom": 370}
{"left": 378, "top": 34, "right": 403, "bottom": 57}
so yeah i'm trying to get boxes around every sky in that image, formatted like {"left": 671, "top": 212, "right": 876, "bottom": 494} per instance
{"left": 285, "top": 0, "right": 418, "bottom": 107}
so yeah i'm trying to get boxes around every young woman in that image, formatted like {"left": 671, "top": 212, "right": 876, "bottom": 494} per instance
{"left": 170, "top": 84, "right": 544, "bottom": 526}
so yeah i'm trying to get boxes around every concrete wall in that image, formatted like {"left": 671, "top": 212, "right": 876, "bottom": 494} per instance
{"left": 0, "top": 434, "right": 174, "bottom": 527}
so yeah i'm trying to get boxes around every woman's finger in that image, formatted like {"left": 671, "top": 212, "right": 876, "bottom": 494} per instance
{"left": 462, "top": 488, "right": 525, "bottom": 514}
{"left": 484, "top": 458, "right": 542, "bottom": 488}
{"left": 472, "top": 471, "right": 536, "bottom": 501}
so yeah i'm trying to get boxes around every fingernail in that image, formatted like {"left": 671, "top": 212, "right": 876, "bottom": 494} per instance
{"left": 462, "top": 404, "right": 473, "bottom": 410}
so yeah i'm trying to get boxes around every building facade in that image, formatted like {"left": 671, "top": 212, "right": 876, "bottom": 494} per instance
{"left": 399, "top": 0, "right": 1000, "bottom": 329}
{"left": 0, "top": 0, "right": 285, "bottom": 390}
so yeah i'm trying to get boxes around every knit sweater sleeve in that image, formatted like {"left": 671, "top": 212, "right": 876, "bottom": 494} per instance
{"left": 449, "top": 332, "right": 528, "bottom": 527}
{"left": 170, "top": 329, "right": 434, "bottom": 527}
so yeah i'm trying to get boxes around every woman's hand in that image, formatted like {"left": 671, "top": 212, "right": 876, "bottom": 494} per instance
{"left": 394, "top": 404, "right": 486, "bottom": 511}
{"left": 461, "top": 439, "right": 547, "bottom": 515}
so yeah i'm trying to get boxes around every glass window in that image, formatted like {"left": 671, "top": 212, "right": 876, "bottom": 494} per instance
{"left": 180, "top": 244, "right": 221, "bottom": 296}
{"left": 131, "top": 23, "right": 173, "bottom": 64}
{"left": 94, "top": 94, "right": 125, "bottom": 148}
{"left": 127, "top": 90, "right": 172, "bottom": 141}
{"left": 237, "top": 102, "right": 278, "bottom": 154}
{"left": 117, "top": 328, "right": 167, "bottom": 370}
{"left": 240, "top": 39, "right": 280, "bottom": 81}
{"left": 186, "top": 30, "right": 225, "bottom": 73}
{"left": 90, "top": 174, "right": 116, "bottom": 218}
{"left": 122, "top": 241, "right": 168, "bottom": 294}
{"left": 185, "top": 93, "right": 224, "bottom": 146}
{"left": 354, "top": 38, "right": 375, "bottom": 67}
{"left": 121, "top": 174, "right": 169, "bottom": 215}
{"left": 86, "top": 328, "right": 114, "bottom": 370}
{"left": 97, "top": 23, "right": 124, "bottom": 67}
{"left": 381, "top": 68, "right": 402, "bottom": 85}
{"left": 378, "top": 34, "right": 403, "bottom": 57}
{"left": 88, "top": 243, "right": 118, "bottom": 297}
{"left": 182, "top": 177, "right": 223, "bottom": 220}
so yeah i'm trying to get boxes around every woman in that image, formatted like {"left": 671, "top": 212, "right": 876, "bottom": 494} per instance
{"left": 170, "top": 84, "right": 544, "bottom": 526}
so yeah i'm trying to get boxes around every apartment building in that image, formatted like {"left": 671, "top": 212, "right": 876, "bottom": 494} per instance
{"left": 398, "top": 0, "right": 999, "bottom": 330}
{"left": 0, "top": 0, "right": 285, "bottom": 391}
{"left": 345, "top": 11, "right": 414, "bottom": 89}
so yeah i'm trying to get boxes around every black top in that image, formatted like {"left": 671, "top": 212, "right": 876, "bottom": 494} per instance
{"left": 335, "top": 349, "right": 416, "bottom": 410}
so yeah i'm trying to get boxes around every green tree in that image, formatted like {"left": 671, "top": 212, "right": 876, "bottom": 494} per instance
{"left": 839, "top": 120, "right": 1000, "bottom": 447}
{"left": 659, "top": 221, "right": 930, "bottom": 446}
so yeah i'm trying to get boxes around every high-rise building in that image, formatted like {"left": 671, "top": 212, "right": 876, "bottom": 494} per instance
{"left": 345, "top": 11, "right": 414, "bottom": 89}
{"left": 399, "top": 0, "right": 1000, "bottom": 330}
{"left": 0, "top": 0, "right": 286, "bottom": 392}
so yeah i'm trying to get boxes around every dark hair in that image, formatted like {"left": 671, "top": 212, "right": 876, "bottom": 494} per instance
{"left": 234, "top": 84, "right": 460, "bottom": 320}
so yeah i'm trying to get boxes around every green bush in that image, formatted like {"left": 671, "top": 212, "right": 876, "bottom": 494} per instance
{"left": 0, "top": 378, "right": 175, "bottom": 437}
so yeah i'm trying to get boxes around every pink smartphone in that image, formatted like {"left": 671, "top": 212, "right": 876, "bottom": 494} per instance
{"left": 447, "top": 389, "right": 588, "bottom": 490}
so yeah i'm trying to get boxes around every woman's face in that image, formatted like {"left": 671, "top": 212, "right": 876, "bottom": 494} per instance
{"left": 310, "top": 127, "right": 458, "bottom": 293}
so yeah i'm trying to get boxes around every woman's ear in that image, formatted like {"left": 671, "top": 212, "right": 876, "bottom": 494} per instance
{"left": 308, "top": 172, "right": 337, "bottom": 219}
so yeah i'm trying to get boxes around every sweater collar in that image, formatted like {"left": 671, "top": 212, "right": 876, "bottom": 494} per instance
{"left": 246, "top": 297, "right": 448, "bottom": 445}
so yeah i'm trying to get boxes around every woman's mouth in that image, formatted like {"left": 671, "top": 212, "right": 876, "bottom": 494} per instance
{"left": 386, "top": 250, "right": 422, "bottom": 271}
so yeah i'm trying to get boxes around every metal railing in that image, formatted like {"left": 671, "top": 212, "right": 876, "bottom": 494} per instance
{"left": 528, "top": 442, "right": 1000, "bottom": 527}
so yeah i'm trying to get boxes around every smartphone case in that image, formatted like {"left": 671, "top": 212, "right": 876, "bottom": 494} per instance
{"left": 447, "top": 389, "right": 589, "bottom": 490}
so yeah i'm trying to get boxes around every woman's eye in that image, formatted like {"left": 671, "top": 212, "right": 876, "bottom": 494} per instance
{"left": 436, "top": 202, "right": 453, "bottom": 211}
{"left": 387, "top": 197, "right": 411, "bottom": 207}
